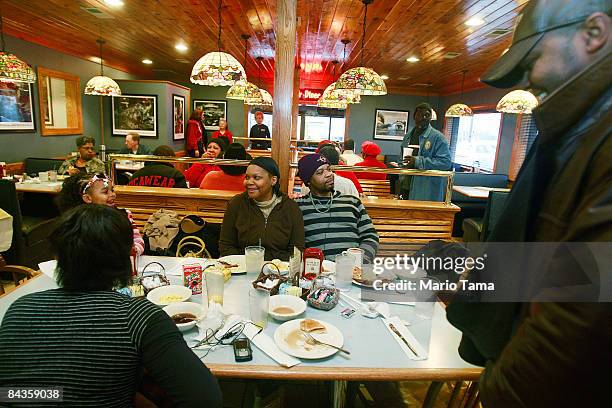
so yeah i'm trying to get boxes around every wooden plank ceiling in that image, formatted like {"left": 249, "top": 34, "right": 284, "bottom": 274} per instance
{"left": 2, "top": 0, "right": 528, "bottom": 95}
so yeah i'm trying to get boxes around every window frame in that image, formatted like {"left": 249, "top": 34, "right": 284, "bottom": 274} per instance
{"left": 446, "top": 104, "right": 504, "bottom": 173}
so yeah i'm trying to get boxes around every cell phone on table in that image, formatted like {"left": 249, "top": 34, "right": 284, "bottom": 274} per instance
{"left": 233, "top": 337, "right": 253, "bottom": 362}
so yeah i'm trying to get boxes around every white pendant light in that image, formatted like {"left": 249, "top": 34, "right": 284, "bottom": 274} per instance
{"left": 84, "top": 39, "right": 121, "bottom": 96}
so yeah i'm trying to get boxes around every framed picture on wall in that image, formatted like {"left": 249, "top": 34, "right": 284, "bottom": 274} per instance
{"left": 112, "top": 94, "right": 158, "bottom": 137}
{"left": 0, "top": 82, "right": 35, "bottom": 131}
{"left": 193, "top": 99, "right": 226, "bottom": 131}
{"left": 374, "top": 108, "right": 409, "bottom": 141}
{"left": 172, "top": 94, "right": 185, "bottom": 140}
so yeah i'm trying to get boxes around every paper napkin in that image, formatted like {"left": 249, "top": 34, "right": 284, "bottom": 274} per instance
{"left": 383, "top": 316, "right": 428, "bottom": 360}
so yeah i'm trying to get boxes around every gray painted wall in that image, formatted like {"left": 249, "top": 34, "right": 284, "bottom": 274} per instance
{"left": 346, "top": 93, "right": 442, "bottom": 158}
{"left": 0, "top": 35, "right": 135, "bottom": 163}
{"left": 182, "top": 83, "right": 247, "bottom": 141}
{"left": 440, "top": 86, "right": 521, "bottom": 175}
{"left": 103, "top": 81, "right": 191, "bottom": 154}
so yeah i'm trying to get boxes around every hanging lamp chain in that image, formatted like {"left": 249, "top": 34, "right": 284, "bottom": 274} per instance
{"left": 98, "top": 38, "right": 105, "bottom": 76}
{"left": 0, "top": 5, "right": 5, "bottom": 53}
{"left": 217, "top": 0, "right": 222, "bottom": 52}
{"left": 360, "top": 2, "right": 368, "bottom": 67}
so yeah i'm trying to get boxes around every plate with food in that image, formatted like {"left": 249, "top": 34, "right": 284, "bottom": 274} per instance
{"left": 274, "top": 318, "right": 344, "bottom": 359}
{"left": 352, "top": 267, "right": 395, "bottom": 288}
{"left": 217, "top": 255, "right": 246, "bottom": 274}
{"left": 147, "top": 285, "right": 192, "bottom": 306}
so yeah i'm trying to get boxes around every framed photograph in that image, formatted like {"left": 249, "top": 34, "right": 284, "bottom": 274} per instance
{"left": 374, "top": 108, "right": 409, "bottom": 141}
{"left": 172, "top": 94, "right": 185, "bottom": 140}
{"left": 43, "top": 76, "right": 53, "bottom": 126}
{"left": 112, "top": 94, "right": 158, "bottom": 137}
{"left": 193, "top": 99, "right": 226, "bottom": 130}
{"left": 0, "top": 82, "right": 35, "bottom": 131}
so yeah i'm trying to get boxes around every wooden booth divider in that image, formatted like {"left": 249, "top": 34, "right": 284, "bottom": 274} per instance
{"left": 114, "top": 186, "right": 459, "bottom": 257}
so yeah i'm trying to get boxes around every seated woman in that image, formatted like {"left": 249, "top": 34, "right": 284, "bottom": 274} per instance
{"left": 58, "top": 136, "right": 105, "bottom": 175}
{"left": 219, "top": 157, "right": 304, "bottom": 261}
{"left": 354, "top": 141, "right": 388, "bottom": 180}
{"left": 57, "top": 173, "right": 144, "bottom": 256}
{"left": 0, "top": 205, "right": 222, "bottom": 407}
{"left": 210, "top": 118, "right": 233, "bottom": 144}
{"left": 200, "top": 143, "right": 248, "bottom": 192}
{"left": 184, "top": 138, "right": 228, "bottom": 188}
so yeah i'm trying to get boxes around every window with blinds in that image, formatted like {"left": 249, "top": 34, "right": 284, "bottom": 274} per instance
{"left": 508, "top": 114, "right": 538, "bottom": 181}
{"left": 443, "top": 117, "right": 459, "bottom": 163}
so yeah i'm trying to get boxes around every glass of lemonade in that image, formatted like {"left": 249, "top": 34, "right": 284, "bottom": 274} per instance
{"left": 205, "top": 270, "right": 225, "bottom": 306}
{"left": 249, "top": 288, "right": 270, "bottom": 328}
{"left": 245, "top": 246, "right": 265, "bottom": 275}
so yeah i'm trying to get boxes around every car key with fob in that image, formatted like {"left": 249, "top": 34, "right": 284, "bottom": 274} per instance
{"left": 233, "top": 337, "right": 253, "bottom": 362}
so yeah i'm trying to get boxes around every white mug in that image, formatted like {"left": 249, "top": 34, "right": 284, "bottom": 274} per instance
{"left": 343, "top": 247, "right": 363, "bottom": 269}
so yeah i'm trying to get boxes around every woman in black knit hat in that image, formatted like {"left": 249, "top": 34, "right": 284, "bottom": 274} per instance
{"left": 219, "top": 156, "right": 304, "bottom": 261}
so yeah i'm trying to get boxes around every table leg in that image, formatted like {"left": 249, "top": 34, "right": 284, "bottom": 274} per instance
{"left": 332, "top": 380, "right": 348, "bottom": 408}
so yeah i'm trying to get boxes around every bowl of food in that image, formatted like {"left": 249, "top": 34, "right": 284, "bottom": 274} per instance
{"left": 268, "top": 295, "right": 307, "bottom": 321}
{"left": 163, "top": 302, "right": 205, "bottom": 332}
{"left": 147, "top": 285, "right": 192, "bottom": 306}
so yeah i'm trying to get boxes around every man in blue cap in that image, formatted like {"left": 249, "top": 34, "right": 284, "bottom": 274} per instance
{"left": 446, "top": 0, "right": 612, "bottom": 406}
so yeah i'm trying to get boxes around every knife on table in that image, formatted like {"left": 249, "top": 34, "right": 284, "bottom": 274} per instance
{"left": 388, "top": 322, "right": 420, "bottom": 358}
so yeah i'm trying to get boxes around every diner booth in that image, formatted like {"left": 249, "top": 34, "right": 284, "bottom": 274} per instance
{"left": 0, "top": 0, "right": 556, "bottom": 406}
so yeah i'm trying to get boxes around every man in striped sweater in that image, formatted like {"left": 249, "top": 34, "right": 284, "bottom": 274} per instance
{"left": 296, "top": 154, "right": 379, "bottom": 261}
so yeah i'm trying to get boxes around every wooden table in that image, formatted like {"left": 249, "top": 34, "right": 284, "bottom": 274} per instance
{"left": 453, "top": 186, "right": 510, "bottom": 199}
{"left": 0, "top": 257, "right": 481, "bottom": 408}
{"left": 1, "top": 256, "right": 481, "bottom": 383}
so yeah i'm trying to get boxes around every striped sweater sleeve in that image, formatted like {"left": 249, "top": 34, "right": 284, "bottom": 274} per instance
{"left": 353, "top": 197, "right": 379, "bottom": 261}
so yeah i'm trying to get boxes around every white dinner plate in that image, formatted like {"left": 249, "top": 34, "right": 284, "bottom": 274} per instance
{"left": 217, "top": 255, "right": 246, "bottom": 274}
{"left": 274, "top": 318, "right": 344, "bottom": 359}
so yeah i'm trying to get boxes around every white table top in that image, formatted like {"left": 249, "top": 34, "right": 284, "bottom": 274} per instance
{"left": 453, "top": 185, "right": 510, "bottom": 199}
{"left": 15, "top": 180, "right": 63, "bottom": 194}
{"left": 114, "top": 161, "right": 144, "bottom": 171}
{"left": 1, "top": 256, "right": 481, "bottom": 381}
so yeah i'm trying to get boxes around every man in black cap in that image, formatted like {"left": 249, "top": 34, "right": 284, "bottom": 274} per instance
{"left": 446, "top": 0, "right": 612, "bottom": 406}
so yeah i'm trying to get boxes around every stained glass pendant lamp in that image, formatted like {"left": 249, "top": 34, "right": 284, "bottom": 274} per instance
{"left": 84, "top": 39, "right": 121, "bottom": 96}
{"left": 226, "top": 35, "right": 261, "bottom": 100}
{"left": 318, "top": 60, "right": 358, "bottom": 109}
{"left": 445, "top": 70, "right": 473, "bottom": 117}
{"left": 335, "top": 0, "right": 386, "bottom": 96}
{"left": 496, "top": 89, "right": 539, "bottom": 114}
{"left": 0, "top": 9, "right": 35, "bottom": 83}
{"left": 245, "top": 57, "right": 272, "bottom": 107}
{"left": 191, "top": 0, "right": 245, "bottom": 86}
{"left": 325, "top": 42, "right": 361, "bottom": 104}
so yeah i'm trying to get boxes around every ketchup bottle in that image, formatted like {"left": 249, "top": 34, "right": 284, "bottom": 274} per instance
{"left": 302, "top": 248, "right": 323, "bottom": 280}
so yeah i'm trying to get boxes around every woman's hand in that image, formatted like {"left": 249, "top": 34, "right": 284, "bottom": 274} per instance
{"left": 194, "top": 150, "right": 200, "bottom": 157}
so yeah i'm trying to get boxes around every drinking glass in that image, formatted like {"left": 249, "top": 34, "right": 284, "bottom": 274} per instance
{"left": 334, "top": 253, "right": 354, "bottom": 292}
{"left": 249, "top": 288, "right": 270, "bottom": 328}
{"left": 38, "top": 172, "right": 49, "bottom": 182}
{"left": 205, "top": 270, "right": 224, "bottom": 306}
{"left": 245, "top": 246, "right": 265, "bottom": 276}
{"left": 414, "top": 277, "right": 437, "bottom": 320}
{"left": 48, "top": 170, "right": 58, "bottom": 182}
